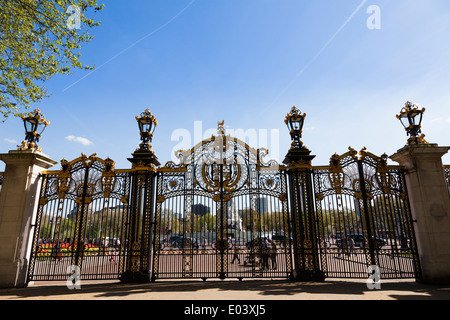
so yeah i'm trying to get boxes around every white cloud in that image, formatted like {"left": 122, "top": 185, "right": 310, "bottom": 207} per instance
{"left": 447, "top": 117, "right": 450, "bottom": 123}
{"left": 65, "top": 135, "right": 94, "bottom": 146}
{"left": 3, "top": 138, "right": 17, "bottom": 144}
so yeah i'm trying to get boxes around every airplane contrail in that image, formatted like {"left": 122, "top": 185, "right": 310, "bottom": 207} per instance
{"left": 63, "top": 0, "right": 196, "bottom": 92}
{"left": 264, "top": 0, "right": 369, "bottom": 112}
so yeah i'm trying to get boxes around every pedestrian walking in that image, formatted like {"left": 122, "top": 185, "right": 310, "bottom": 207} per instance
{"left": 347, "top": 237, "right": 355, "bottom": 257}
{"left": 262, "top": 238, "right": 270, "bottom": 270}
{"left": 231, "top": 242, "right": 240, "bottom": 265}
{"left": 269, "top": 240, "right": 277, "bottom": 270}
{"left": 201, "top": 236, "right": 206, "bottom": 249}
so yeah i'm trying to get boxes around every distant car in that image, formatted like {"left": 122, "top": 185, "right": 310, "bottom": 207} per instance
{"left": 169, "top": 235, "right": 182, "bottom": 242}
{"left": 172, "top": 236, "right": 199, "bottom": 249}
{"left": 336, "top": 234, "right": 386, "bottom": 249}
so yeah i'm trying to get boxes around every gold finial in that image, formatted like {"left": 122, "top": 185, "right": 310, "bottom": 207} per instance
{"left": 217, "top": 120, "right": 225, "bottom": 135}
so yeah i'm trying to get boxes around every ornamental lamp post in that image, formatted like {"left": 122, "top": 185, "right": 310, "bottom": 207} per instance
{"left": 136, "top": 109, "right": 158, "bottom": 152}
{"left": 128, "top": 108, "right": 161, "bottom": 168}
{"left": 396, "top": 101, "right": 427, "bottom": 145}
{"left": 19, "top": 109, "right": 50, "bottom": 152}
{"left": 285, "top": 106, "right": 306, "bottom": 150}
{"left": 123, "top": 108, "right": 160, "bottom": 283}
{"left": 283, "top": 106, "right": 314, "bottom": 166}
{"left": 282, "top": 106, "right": 324, "bottom": 282}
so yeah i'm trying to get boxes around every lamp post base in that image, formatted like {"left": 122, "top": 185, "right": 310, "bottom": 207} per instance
{"left": 291, "top": 270, "right": 326, "bottom": 282}
{"left": 283, "top": 147, "right": 315, "bottom": 166}
{"left": 120, "top": 271, "right": 152, "bottom": 284}
{"left": 128, "top": 150, "right": 161, "bottom": 168}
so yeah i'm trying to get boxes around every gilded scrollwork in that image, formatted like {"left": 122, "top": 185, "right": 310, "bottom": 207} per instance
{"left": 41, "top": 153, "right": 131, "bottom": 204}
{"left": 80, "top": 152, "right": 98, "bottom": 168}
{"left": 54, "top": 158, "right": 73, "bottom": 199}
{"left": 352, "top": 178, "right": 374, "bottom": 200}
{"left": 75, "top": 183, "right": 94, "bottom": 204}
{"left": 164, "top": 176, "right": 183, "bottom": 192}
{"left": 328, "top": 153, "right": 346, "bottom": 194}
{"left": 157, "top": 195, "right": 165, "bottom": 203}
{"left": 316, "top": 147, "right": 403, "bottom": 199}
{"left": 258, "top": 148, "right": 279, "bottom": 169}
{"left": 375, "top": 153, "right": 392, "bottom": 194}
{"left": 100, "top": 157, "right": 116, "bottom": 197}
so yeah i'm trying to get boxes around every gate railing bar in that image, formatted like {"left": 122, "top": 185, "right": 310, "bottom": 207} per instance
{"left": 444, "top": 165, "right": 450, "bottom": 196}
{"left": 0, "top": 172, "right": 4, "bottom": 194}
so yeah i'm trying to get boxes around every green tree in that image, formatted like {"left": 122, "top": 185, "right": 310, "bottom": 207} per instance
{"left": 0, "top": 0, "right": 104, "bottom": 119}
{"left": 193, "top": 212, "right": 216, "bottom": 232}
{"left": 161, "top": 209, "right": 181, "bottom": 234}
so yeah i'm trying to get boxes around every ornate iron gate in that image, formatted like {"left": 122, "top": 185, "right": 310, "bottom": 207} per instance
{"left": 27, "top": 154, "right": 131, "bottom": 282}
{"left": 151, "top": 130, "right": 293, "bottom": 280}
{"left": 313, "top": 148, "right": 421, "bottom": 279}
{"left": 26, "top": 142, "right": 421, "bottom": 282}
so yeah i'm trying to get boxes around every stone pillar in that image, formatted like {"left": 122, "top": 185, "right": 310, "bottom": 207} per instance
{"left": 0, "top": 150, "right": 57, "bottom": 288}
{"left": 390, "top": 144, "right": 450, "bottom": 284}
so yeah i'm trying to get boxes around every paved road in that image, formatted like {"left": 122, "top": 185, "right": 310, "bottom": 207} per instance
{"left": 1, "top": 278, "right": 450, "bottom": 301}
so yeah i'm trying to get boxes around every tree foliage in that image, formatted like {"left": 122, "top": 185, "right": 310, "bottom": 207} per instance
{"left": 0, "top": 0, "right": 104, "bottom": 120}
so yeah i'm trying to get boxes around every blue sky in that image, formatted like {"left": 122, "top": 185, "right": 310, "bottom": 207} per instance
{"left": 1, "top": 0, "right": 450, "bottom": 171}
